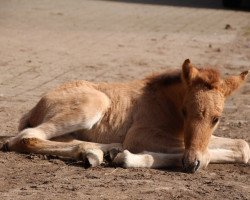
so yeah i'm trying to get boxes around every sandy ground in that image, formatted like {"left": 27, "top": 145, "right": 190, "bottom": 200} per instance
{"left": 0, "top": 0, "right": 250, "bottom": 199}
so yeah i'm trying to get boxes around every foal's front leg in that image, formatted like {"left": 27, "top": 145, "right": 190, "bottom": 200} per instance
{"left": 112, "top": 136, "right": 250, "bottom": 169}
{"left": 112, "top": 127, "right": 184, "bottom": 169}
{"left": 208, "top": 136, "right": 250, "bottom": 164}
{"left": 113, "top": 150, "right": 183, "bottom": 169}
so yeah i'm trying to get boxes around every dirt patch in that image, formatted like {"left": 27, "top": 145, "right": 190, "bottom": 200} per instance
{"left": 0, "top": 0, "right": 250, "bottom": 199}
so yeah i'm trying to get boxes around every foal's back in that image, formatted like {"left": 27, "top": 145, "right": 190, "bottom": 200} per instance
{"left": 20, "top": 79, "right": 146, "bottom": 143}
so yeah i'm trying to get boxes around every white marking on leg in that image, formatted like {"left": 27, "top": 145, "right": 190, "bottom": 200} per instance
{"left": 8, "top": 128, "right": 46, "bottom": 147}
{"left": 209, "top": 148, "right": 249, "bottom": 163}
{"left": 114, "top": 150, "right": 182, "bottom": 168}
{"left": 209, "top": 137, "right": 250, "bottom": 163}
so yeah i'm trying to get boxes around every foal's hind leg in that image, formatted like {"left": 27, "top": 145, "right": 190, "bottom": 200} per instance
{"left": 4, "top": 123, "right": 122, "bottom": 167}
{"left": 7, "top": 135, "right": 121, "bottom": 167}
{"left": 3, "top": 87, "right": 121, "bottom": 166}
{"left": 208, "top": 136, "right": 250, "bottom": 164}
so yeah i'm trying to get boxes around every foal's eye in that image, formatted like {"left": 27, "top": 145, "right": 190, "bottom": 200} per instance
{"left": 212, "top": 116, "right": 219, "bottom": 125}
{"left": 182, "top": 108, "right": 187, "bottom": 118}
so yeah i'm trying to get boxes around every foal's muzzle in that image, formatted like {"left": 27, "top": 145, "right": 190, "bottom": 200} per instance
{"left": 182, "top": 150, "right": 201, "bottom": 173}
{"left": 182, "top": 157, "right": 200, "bottom": 173}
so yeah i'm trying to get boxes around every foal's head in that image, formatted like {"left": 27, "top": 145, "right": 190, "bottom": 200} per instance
{"left": 181, "top": 59, "right": 248, "bottom": 173}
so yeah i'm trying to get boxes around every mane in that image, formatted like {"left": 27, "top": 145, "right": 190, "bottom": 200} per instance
{"left": 145, "top": 69, "right": 182, "bottom": 89}
{"left": 194, "top": 68, "right": 221, "bottom": 89}
{"left": 144, "top": 68, "right": 221, "bottom": 90}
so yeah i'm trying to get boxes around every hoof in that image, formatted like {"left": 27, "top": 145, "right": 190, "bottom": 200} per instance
{"left": 109, "top": 148, "right": 122, "bottom": 161}
{"left": 112, "top": 150, "right": 131, "bottom": 168}
{"left": 104, "top": 144, "right": 123, "bottom": 163}
{"left": 82, "top": 149, "right": 104, "bottom": 168}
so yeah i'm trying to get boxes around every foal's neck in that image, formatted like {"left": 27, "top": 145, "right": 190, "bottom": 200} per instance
{"left": 155, "top": 81, "right": 186, "bottom": 138}
{"left": 161, "top": 81, "right": 186, "bottom": 109}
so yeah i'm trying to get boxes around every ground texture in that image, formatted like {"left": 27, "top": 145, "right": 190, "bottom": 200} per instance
{"left": 0, "top": 0, "right": 250, "bottom": 199}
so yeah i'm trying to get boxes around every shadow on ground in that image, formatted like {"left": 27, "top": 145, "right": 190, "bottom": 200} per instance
{"left": 102, "top": 0, "right": 250, "bottom": 10}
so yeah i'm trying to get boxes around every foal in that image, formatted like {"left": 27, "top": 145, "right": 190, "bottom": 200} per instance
{"left": 3, "top": 59, "right": 249, "bottom": 173}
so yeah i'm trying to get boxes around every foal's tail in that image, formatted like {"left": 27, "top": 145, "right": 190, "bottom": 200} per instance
{"left": 18, "top": 111, "right": 31, "bottom": 132}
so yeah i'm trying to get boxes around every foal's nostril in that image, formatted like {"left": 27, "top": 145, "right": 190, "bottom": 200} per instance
{"left": 182, "top": 158, "right": 201, "bottom": 173}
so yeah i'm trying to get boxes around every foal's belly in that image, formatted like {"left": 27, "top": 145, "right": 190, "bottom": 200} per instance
{"left": 73, "top": 120, "right": 130, "bottom": 144}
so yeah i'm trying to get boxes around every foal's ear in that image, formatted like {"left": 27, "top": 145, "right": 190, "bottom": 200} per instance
{"left": 182, "top": 59, "right": 199, "bottom": 85}
{"left": 221, "top": 70, "right": 249, "bottom": 97}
